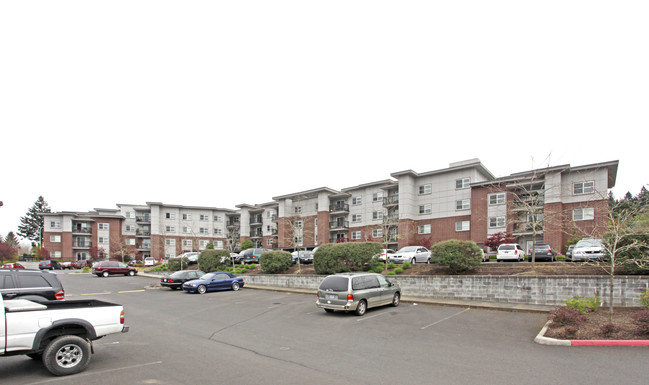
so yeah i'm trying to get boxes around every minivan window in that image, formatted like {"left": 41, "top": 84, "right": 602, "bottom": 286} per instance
{"left": 319, "top": 276, "right": 349, "bottom": 291}
{"left": 499, "top": 245, "right": 515, "bottom": 250}
{"left": 352, "top": 275, "right": 380, "bottom": 290}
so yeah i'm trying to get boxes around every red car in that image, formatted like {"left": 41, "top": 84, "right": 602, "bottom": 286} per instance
{"left": 2, "top": 263, "right": 25, "bottom": 269}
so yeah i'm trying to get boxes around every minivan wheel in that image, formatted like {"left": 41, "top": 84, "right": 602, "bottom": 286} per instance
{"left": 197, "top": 285, "right": 207, "bottom": 294}
{"left": 355, "top": 300, "right": 367, "bottom": 316}
{"left": 128, "top": 270, "right": 135, "bottom": 276}
{"left": 392, "top": 293, "right": 400, "bottom": 307}
{"left": 102, "top": 271, "right": 109, "bottom": 278}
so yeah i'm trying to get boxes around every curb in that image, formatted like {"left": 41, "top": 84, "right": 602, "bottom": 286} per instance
{"left": 534, "top": 320, "right": 649, "bottom": 346}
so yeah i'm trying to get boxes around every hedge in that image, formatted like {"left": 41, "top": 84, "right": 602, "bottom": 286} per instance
{"left": 260, "top": 251, "right": 293, "bottom": 274}
{"left": 198, "top": 249, "right": 231, "bottom": 272}
{"left": 313, "top": 242, "right": 382, "bottom": 275}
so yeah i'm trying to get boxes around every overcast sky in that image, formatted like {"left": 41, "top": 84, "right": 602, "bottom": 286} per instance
{"left": 1, "top": 1, "right": 647, "bottom": 243}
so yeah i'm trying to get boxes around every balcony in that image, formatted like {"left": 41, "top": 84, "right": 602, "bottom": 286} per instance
{"left": 137, "top": 243, "right": 151, "bottom": 251}
{"left": 72, "top": 241, "right": 92, "bottom": 249}
{"left": 227, "top": 221, "right": 240, "bottom": 229}
{"left": 250, "top": 216, "right": 263, "bottom": 226}
{"left": 383, "top": 195, "right": 399, "bottom": 207}
{"left": 329, "top": 221, "right": 349, "bottom": 231}
{"left": 329, "top": 236, "right": 348, "bottom": 243}
{"left": 136, "top": 229, "right": 151, "bottom": 237}
{"left": 513, "top": 222, "right": 544, "bottom": 235}
{"left": 72, "top": 227, "right": 92, "bottom": 235}
{"left": 329, "top": 203, "right": 349, "bottom": 214}
{"left": 136, "top": 215, "right": 151, "bottom": 223}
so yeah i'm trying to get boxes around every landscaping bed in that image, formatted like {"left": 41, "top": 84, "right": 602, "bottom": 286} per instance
{"left": 543, "top": 307, "right": 649, "bottom": 341}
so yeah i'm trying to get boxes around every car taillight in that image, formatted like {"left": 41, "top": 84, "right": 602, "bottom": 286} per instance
{"left": 168, "top": 279, "right": 174, "bottom": 283}
{"left": 347, "top": 294, "right": 354, "bottom": 302}
{"left": 55, "top": 290, "right": 65, "bottom": 300}
{"left": 548, "top": 248, "right": 552, "bottom": 253}
{"left": 120, "top": 310, "right": 125, "bottom": 324}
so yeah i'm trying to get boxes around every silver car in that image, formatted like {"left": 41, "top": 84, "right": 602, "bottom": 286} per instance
{"left": 389, "top": 246, "right": 431, "bottom": 264}
{"left": 316, "top": 272, "right": 401, "bottom": 316}
{"left": 572, "top": 238, "right": 606, "bottom": 261}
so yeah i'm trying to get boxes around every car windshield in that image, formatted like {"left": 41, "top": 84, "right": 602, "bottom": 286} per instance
{"left": 319, "top": 276, "right": 349, "bottom": 291}
{"left": 576, "top": 239, "right": 602, "bottom": 248}
{"left": 169, "top": 271, "right": 186, "bottom": 278}
{"left": 200, "top": 273, "right": 217, "bottom": 280}
{"left": 397, "top": 246, "right": 418, "bottom": 253}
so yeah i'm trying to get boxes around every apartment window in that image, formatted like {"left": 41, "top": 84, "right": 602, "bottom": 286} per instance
{"left": 199, "top": 227, "right": 209, "bottom": 234}
{"left": 199, "top": 240, "right": 209, "bottom": 250}
{"left": 182, "top": 214, "right": 192, "bottom": 220}
{"left": 125, "top": 225, "right": 135, "bottom": 232}
{"left": 50, "top": 235, "right": 61, "bottom": 243}
{"left": 419, "top": 184, "right": 432, "bottom": 195}
{"left": 183, "top": 227, "right": 192, "bottom": 234}
{"left": 456, "top": 199, "right": 470, "bottom": 210}
{"left": 489, "top": 217, "right": 506, "bottom": 228}
{"left": 352, "top": 196, "right": 362, "bottom": 205}
{"left": 50, "top": 221, "right": 61, "bottom": 229}
{"left": 373, "top": 192, "right": 384, "bottom": 202}
{"left": 166, "top": 212, "right": 175, "bottom": 220}
{"left": 352, "top": 214, "right": 362, "bottom": 223}
{"left": 214, "top": 215, "right": 223, "bottom": 222}
{"left": 295, "top": 206, "right": 302, "bottom": 214}
{"left": 215, "top": 240, "right": 224, "bottom": 248}
{"left": 455, "top": 221, "right": 470, "bottom": 231}
{"left": 456, "top": 178, "right": 470, "bottom": 189}
{"left": 98, "top": 237, "right": 108, "bottom": 244}
{"left": 98, "top": 223, "right": 109, "bottom": 230}
{"left": 418, "top": 224, "right": 431, "bottom": 234}
{"left": 352, "top": 231, "right": 361, "bottom": 240}
{"left": 182, "top": 240, "right": 192, "bottom": 250}
{"left": 126, "top": 238, "right": 136, "bottom": 246}
{"left": 199, "top": 214, "right": 209, "bottom": 221}
{"left": 488, "top": 193, "right": 505, "bottom": 205}
{"left": 50, "top": 251, "right": 61, "bottom": 259}
{"left": 573, "top": 208, "right": 594, "bottom": 221}
{"left": 296, "top": 220, "right": 303, "bottom": 228}
{"left": 294, "top": 235, "right": 303, "bottom": 244}
{"left": 573, "top": 181, "right": 595, "bottom": 195}
{"left": 165, "top": 239, "right": 176, "bottom": 246}
{"left": 373, "top": 211, "right": 383, "bottom": 220}
{"left": 165, "top": 226, "right": 175, "bottom": 233}
{"left": 266, "top": 239, "right": 274, "bottom": 246}
{"left": 372, "top": 228, "right": 383, "bottom": 238}
{"left": 125, "top": 211, "right": 133, "bottom": 218}
{"left": 419, "top": 204, "right": 432, "bottom": 214}
{"left": 214, "top": 228, "right": 223, "bottom": 236}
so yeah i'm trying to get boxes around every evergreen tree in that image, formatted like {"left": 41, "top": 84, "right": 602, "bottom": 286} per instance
{"left": 5, "top": 232, "right": 20, "bottom": 247}
{"left": 17, "top": 196, "right": 51, "bottom": 244}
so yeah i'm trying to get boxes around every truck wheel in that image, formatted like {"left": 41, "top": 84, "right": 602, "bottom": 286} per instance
{"left": 43, "top": 335, "right": 91, "bottom": 376}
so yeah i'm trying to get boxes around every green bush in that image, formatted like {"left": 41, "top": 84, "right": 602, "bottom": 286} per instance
{"left": 387, "top": 262, "right": 396, "bottom": 269}
{"left": 166, "top": 257, "right": 190, "bottom": 271}
{"left": 260, "top": 251, "right": 293, "bottom": 274}
{"left": 313, "top": 242, "right": 382, "bottom": 275}
{"left": 198, "top": 249, "right": 231, "bottom": 272}
{"left": 402, "top": 262, "right": 412, "bottom": 269}
{"left": 564, "top": 294, "right": 600, "bottom": 314}
{"left": 430, "top": 240, "right": 482, "bottom": 274}
{"left": 387, "top": 271, "right": 396, "bottom": 275}
{"left": 394, "top": 268, "right": 403, "bottom": 274}
{"left": 640, "top": 290, "right": 649, "bottom": 309}
{"left": 240, "top": 239, "right": 254, "bottom": 251}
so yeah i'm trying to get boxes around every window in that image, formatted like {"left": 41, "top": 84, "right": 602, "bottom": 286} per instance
{"left": 199, "top": 240, "right": 209, "bottom": 249}
{"left": 489, "top": 193, "right": 505, "bottom": 205}
{"left": 215, "top": 240, "right": 224, "bottom": 248}
{"left": 49, "top": 251, "right": 62, "bottom": 259}
{"left": 456, "top": 178, "right": 470, "bottom": 189}
{"left": 419, "top": 204, "right": 432, "bottom": 214}
{"left": 126, "top": 238, "right": 136, "bottom": 246}
{"left": 295, "top": 206, "right": 302, "bottom": 214}
{"left": 266, "top": 239, "right": 274, "bottom": 246}
{"left": 50, "top": 235, "right": 61, "bottom": 242}
{"left": 352, "top": 214, "right": 362, "bottom": 223}
{"left": 372, "top": 228, "right": 383, "bottom": 238}
{"left": 352, "top": 196, "right": 362, "bottom": 205}
{"left": 214, "top": 228, "right": 223, "bottom": 236}
{"left": 182, "top": 214, "right": 192, "bottom": 220}
{"left": 125, "top": 225, "right": 135, "bottom": 232}
{"left": 165, "top": 239, "right": 176, "bottom": 246}
{"left": 373, "top": 192, "right": 383, "bottom": 202}
{"left": 125, "top": 211, "right": 133, "bottom": 218}
{"left": 456, "top": 199, "right": 470, "bottom": 210}
{"left": 50, "top": 221, "right": 61, "bottom": 229}
{"left": 373, "top": 211, "right": 383, "bottom": 220}
{"left": 199, "top": 214, "right": 209, "bottom": 221}
{"left": 455, "top": 221, "right": 470, "bottom": 231}
{"left": 296, "top": 220, "right": 303, "bottom": 228}
{"left": 182, "top": 239, "right": 192, "bottom": 248}
{"left": 165, "top": 226, "right": 175, "bottom": 233}
{"left": 166, "top": 212, "right": 175, "bottom": 220}
{"left": 573, "top": 208, "right": 594, "bottom": 221}
{"left": 98, "top": 237, "right": 108, "bottom": 244}
{"left": 183, "top": 227, "right": 192, "bottom": 234}
{"left": 352, "top": 231, "right": 361, "bottom": 240}
{"left": 573, "top": 181, "right": 595, "bottom": 195}
{"left": 199, "top": 227, "right": 209, "bottom": 234}
{"left": 418, "top": 224, "right": 431, "bottom": 234}
{"left": 98, "top": 223, "right": 109, "bottom": 230}
{"left": 419, "top": 184, "right": 431, "bottom": 195}
{"left": 294, "top": 235, "right": 303, "bottom": 244}
{"left": 489, "top": 217, "right": 505, "bottom": 228}
{"left": 214, "top": 215, "right": 223, "bottom": 222}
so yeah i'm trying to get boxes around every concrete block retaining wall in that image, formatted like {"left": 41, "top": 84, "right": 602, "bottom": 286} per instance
{"left": 244, "top": 274, "right": 649, "bottom": 307}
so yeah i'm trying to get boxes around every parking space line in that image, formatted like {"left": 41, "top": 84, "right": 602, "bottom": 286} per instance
{"left": 80, "top": 292, "right": 112, "bottom": 296}
{"left": 118, "top": 290, "right": 145, "bottom": 293}
{"left": 24, "top": 361, "right": 164, "bottom": 385}
{"left": 420, "top": 308, "right": 470, "bottom": 330}
{"left": 356, "top": 312, "right": 389, "bottom": 322}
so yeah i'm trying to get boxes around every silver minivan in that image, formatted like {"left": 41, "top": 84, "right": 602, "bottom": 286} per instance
{"left": 316, "top": 272, "right": 401, "bottom": 316}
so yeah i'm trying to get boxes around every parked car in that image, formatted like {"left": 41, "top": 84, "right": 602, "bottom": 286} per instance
{"left": 59, "top": 261, "right": 75, "bottom": 269}
{"left": 160, "top": 270, "right": 205, "bottom": 290}
{"left": 572, "top": 238, "right": 606, "bottom": 262}
{"left": 528, "top": 243, "right": 557, "bottom": 262}
{"left": 172, "top": 252, "right": 198, "bottom": 264}
{"left": 479, "top": 248, "right": 490, "bottom": 262}
{"left": 182, "top": 272, "right": 244, "bottom": 294}
{"left": 144, "top": 257, "right": 156, "bottom": 266}
{"left": 376, "top": 249, "right": 396, "bottom": 262}
{"left": 496, "top": 244, "right": 526, "bottom": 262}
{"left": 38, "top": 260, "right": 62, "bottom": 270}
{"left": 0, "top": 269, "right": 65, "bottom": 302}
{"left": 565, "top": 245, "right": 575, "bottom": 261}
{"left": 238, "top": 248, "right": 269, "bottom": 264}
{"left": 316, "top": 272, "right": 401, "bottom": 316}
{"left": 92, "top": 261, "right": 138, "bottom": 277}
{"left": 74, "top": 259, "right": 90, "bottom": 269}
{"left": 389, "top": 246, "right": 431, "bottom": 264}
{"left": 1, "top": 263, "right": 25, "bottom": 269}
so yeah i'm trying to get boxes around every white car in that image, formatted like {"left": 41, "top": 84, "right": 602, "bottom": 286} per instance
{"left": 377, "top": 249, "right": 396, "bottom": 262}
{"left": 496, "top": 244, "right": 526, "bottom": 262}
{"left": 173, "top": 252, "right": 199, "bottom": 264}
{"left": 144, "top": 257, "right": 156, "bottom": 266}
{"left": 389, "top": 246, "right": 431, "bottom": 264}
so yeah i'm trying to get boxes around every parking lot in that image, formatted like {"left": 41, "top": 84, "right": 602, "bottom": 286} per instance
{"left": 2, "top": 271, "right": 648, "bottom": 385}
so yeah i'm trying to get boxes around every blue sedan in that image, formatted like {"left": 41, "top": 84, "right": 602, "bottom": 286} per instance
{"left": 182, "top": 272, "right": 244, "bottom": 294}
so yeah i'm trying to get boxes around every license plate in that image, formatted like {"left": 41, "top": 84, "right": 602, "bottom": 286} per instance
{"left": 327, "top": 294, "right": 336, "bottom": 299}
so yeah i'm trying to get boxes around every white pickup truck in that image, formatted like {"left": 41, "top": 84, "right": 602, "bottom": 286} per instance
{"left": 1, "top": 294, "right": 129, "bottom": 376}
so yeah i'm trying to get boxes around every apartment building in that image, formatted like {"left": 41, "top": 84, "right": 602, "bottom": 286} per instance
{"left": 41, "top": 159, "right": 618, "bottom": 261}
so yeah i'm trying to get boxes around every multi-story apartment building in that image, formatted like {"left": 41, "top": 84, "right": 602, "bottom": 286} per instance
{"left": 42, "top": 159, "right": 618, "bottom": 261}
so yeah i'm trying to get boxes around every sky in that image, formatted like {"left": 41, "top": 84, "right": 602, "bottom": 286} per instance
{"left": 1, "top": 1, "right": 647, "bottom": 243}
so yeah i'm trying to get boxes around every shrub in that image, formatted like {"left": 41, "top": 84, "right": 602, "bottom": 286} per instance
{"left": 387, "top": 262, "right": 396, "bottom": 269}
{"left": 555, "top": 326, "right": 579, "bottom": 339}
{"left": 631, "top": 310, "right": 649, "bottom": 335}
{"left": 260, "top": 251, "right": 293, "bottom": 274}
{"left": 600, "top": 323, "right": 620, "bottom": 337}
{"left": 387, "top": 271, "right": 396, "bottom": 275}
{"left": 313, "top": 242, "right": 382, "bottom": 275}
{"left": 394, "top": 268, "right": 403, "bottom": 274}
{"left": 640, "top": 290, "right": 649, "bottom": 309}
{"left": 564, "top": 294, "right": 600, "bottom": 314}
{"left": 166, "top": 257, "right": 189, "bottom": 271}
{"left": 198, "top": 249, "right": 231, "bottom": 272}
{"left": 549, "top": 307, "right": 587, "bottom": 327}
{"left": 431, "top": 240, "right": 482, "bottom": 274}
{"left": 402, "top": 262, "right": 412, "bottom": 269}
{"left": 240, "top": 239, "right": 254, "bottom": 251}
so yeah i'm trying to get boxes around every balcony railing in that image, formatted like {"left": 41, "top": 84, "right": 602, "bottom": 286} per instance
{"left": 329, "top": 203, "right": 349, "bottom": 213}
{"left": 136, "top": 216, "right": 151, "bottom": 223}
{"left": 329, "top": 221, "right": 349, "bottom": 230}
{"left": 383, "top": 196, "right": 399, "bottom": 206}
{"left": 72, "top": 228, "right": 92, "bottom": 234}
{"left": 72, "top": 241, "right": 92, "bottom": 248}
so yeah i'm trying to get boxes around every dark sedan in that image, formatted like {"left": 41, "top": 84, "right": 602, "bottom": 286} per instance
{"left": 161, "top": 270, "right": 205, "bottom": 290}
{"left": 182, "top": 272, "right": 244, "bottom": 294}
